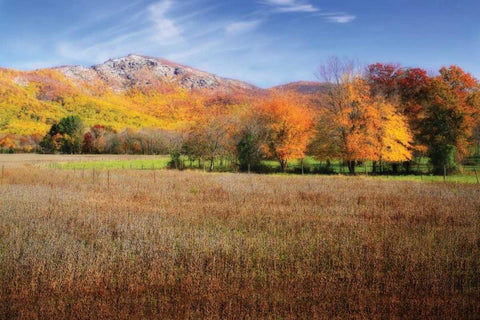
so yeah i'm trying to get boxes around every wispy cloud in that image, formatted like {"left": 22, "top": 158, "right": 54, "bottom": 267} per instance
{"left": 262, "top": 0, "right": 318, "bottom": 13}
{"left": 3, "top": 0, "right": 358, "bottom": 86}
{"left": 226, "top": 20, "right": 262, "bottom": 35}
{"left": 325, "top": 14, "right": 356, "bottom": 24}
{"left": 55, "top": 0, "right": 186, "bottom": 64}
{"left": 262, "top": 0, "right": 355, "bottom": 23}
{"left": 148, "top": 0, "right": 182, "bottom": 42}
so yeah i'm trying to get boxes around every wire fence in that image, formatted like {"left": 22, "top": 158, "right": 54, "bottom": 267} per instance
{"left": 42, "top": 158, "right": 480, "bottom": 184}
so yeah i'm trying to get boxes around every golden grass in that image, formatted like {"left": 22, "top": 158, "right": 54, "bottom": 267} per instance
{"left": 0, "top": 164, "right": 479, "bottom": 319}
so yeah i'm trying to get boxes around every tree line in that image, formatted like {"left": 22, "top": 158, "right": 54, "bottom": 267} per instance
{"left": 31, "top": 58, "right": 480, "bottom": 175}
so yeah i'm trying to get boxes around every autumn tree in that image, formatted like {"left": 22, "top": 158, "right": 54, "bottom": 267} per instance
{"left": 375, "top": 100, "right": 413, "bottom": 171}
{"left": 366, "top": 63, "right": 431, "bottom": 154}
{"left": 313, "top": 58, "right": 376, "bottom": 173}
{"left": 82, "top": 125, "right": 115, "bottom": 154}
{"left": 256, "top": 91, "right": 313, "bottom": 171}
{"left": 181, "top": 96, "right": 239, "bottom": 171}
{"left": 366, "top": 63, "right": 404, "bottom": 99}
{"left": 420, "top": 66, "right": 480, "bottom": 173}
{"left": 0, "top": 134, "right": 16, "bottom": 152}
{"left": 312, "top": 58, "right": 412, "bottom": 174}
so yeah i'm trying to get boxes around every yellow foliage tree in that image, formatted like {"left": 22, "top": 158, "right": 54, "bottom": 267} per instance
{"left": 377, "top": 101, "right": 413, "bottom": 162}
{"left": 312, "top": 73, "right": 412, "bottom": 174}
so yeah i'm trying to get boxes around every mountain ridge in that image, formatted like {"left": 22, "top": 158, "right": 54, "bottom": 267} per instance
{"left": 20, "top": 54, "right": 261, "bottom": 94}
{"left": 0, "top": 54, "right": 320, "bottom": 139}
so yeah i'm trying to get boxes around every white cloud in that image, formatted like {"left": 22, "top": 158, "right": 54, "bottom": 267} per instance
{"left": 326, "top": 14, "right": 356, "bottom": 24}
{"left": 263, "top": 0, "right": 295, "bottom": 6}
{"left": 262, "top": 0, "right": 318, "bottom": 13}
{"left": 148, "top": 0, "right": 182, "bottom": 42}
{"left": 275, "top": 4, "right": 317, "bottom": 13}
{"left": 226, "top": 20, "right": 262, "bottom": 35}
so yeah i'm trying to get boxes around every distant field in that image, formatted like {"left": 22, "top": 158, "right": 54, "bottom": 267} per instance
{"left": 0, "top": 158, "right": 479, "bottom": 319}
{"left": 0, "top": 154, "right": 168, "bottom": 168}
{"left": 49, "top": 156, "right": 171, "bottom": 170}
{"left": 1, "top": 154, "right": 479, "bottom": 185}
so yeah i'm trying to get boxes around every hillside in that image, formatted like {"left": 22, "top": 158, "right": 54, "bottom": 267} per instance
{"left": 271, "top": 81, "right": 331, "bottom": 95}
{"left": 0, "top": 55, "right": 264, "bottom": 137}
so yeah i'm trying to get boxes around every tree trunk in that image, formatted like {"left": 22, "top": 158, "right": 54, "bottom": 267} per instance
{"left": 392, "top": 163, "right": 398, "bottom": 174}
{"left": 348, "top": 160, "right": 356, "bottom": 175}
{"left": 404, "top": 161, "right": 411, "bottom": 174}
{"left": 372, "top": 161, "right": 377, "bottom": 174}
{"left": 209, "top": 157, "right": 214, "bottom": 172}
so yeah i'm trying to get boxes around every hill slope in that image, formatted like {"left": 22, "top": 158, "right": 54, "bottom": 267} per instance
{"left": 271, "top": 81, "right": 331, "bottom": 95}
{"left": 0, "top": 55, "right": 263, "bottom": 137}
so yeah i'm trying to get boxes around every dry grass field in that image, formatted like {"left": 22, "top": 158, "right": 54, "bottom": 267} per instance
{"left": 0, "top": 155, "right": 479, "bottom": 319}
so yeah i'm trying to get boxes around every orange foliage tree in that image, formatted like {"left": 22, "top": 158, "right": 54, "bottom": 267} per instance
{"left": 256, "top": 91, "right": 313, "bottom": 171}
{"left": 313, "top": 58, "right": 413, "bottom": 174}
{"left": 0, "top": 134, "right": 16, "bottom": 150}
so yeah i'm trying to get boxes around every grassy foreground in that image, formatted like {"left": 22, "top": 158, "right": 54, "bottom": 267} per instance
{"left": 0, "top": 166, "right": 479, "bottom": 319}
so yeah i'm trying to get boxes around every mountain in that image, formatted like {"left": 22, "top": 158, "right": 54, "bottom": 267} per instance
{"left": 0, "top": 55, "right": 268, "bottom": 138}
{"left": 55, "top": 54, "right": 260, "bottom": 93}
{"left": 271, "top": 81, "right": 331, "bottom": 95}
{"left": 0, "top": 55, "right": 321, "bottom": 140}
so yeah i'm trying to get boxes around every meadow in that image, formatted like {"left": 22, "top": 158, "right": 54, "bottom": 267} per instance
{"left": 0, "top": 154, "right": 479, "bottom": 319}
{"left": 47, "top": 155, "right": 480, "bottom": 184}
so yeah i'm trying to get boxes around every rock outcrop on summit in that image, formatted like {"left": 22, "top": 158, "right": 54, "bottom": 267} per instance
{"left": 56, "top": 55, "right": 259, "bottom": 93}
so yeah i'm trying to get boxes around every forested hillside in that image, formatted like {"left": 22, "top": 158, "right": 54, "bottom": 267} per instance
{"left": 0, "top": 55, "right": 260, "bottom": 138}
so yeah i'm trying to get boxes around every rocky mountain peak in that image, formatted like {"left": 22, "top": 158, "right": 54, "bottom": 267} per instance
{"left": 56, "top": 54, "right": 258, "bottom": 93}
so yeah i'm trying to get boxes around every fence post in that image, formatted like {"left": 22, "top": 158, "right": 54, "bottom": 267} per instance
{"left": 301, "top": 159, "right": 304, "bottom": 175}
{"left": 107, "top": 170, "right": 110, "bottom": 190}
{"left": 443, "top": 165, "right": 447, "bottom": 183}
{"left": 365, "top": 162, "right": 368, "bottom": 176}
{"left": 475, "top": 168, "right": 479, "bottom": 185}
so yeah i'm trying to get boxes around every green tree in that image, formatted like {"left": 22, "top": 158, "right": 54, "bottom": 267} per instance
{"left": 40, "top": 116, "right": 84, "bottom": 154}
{"left": 237, "top": 132, "right": 263, "bottom": 172}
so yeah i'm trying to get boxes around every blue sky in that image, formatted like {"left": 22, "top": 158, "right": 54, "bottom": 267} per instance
{"left": 0, "top": 0, "right": 479, "bottom": 88}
